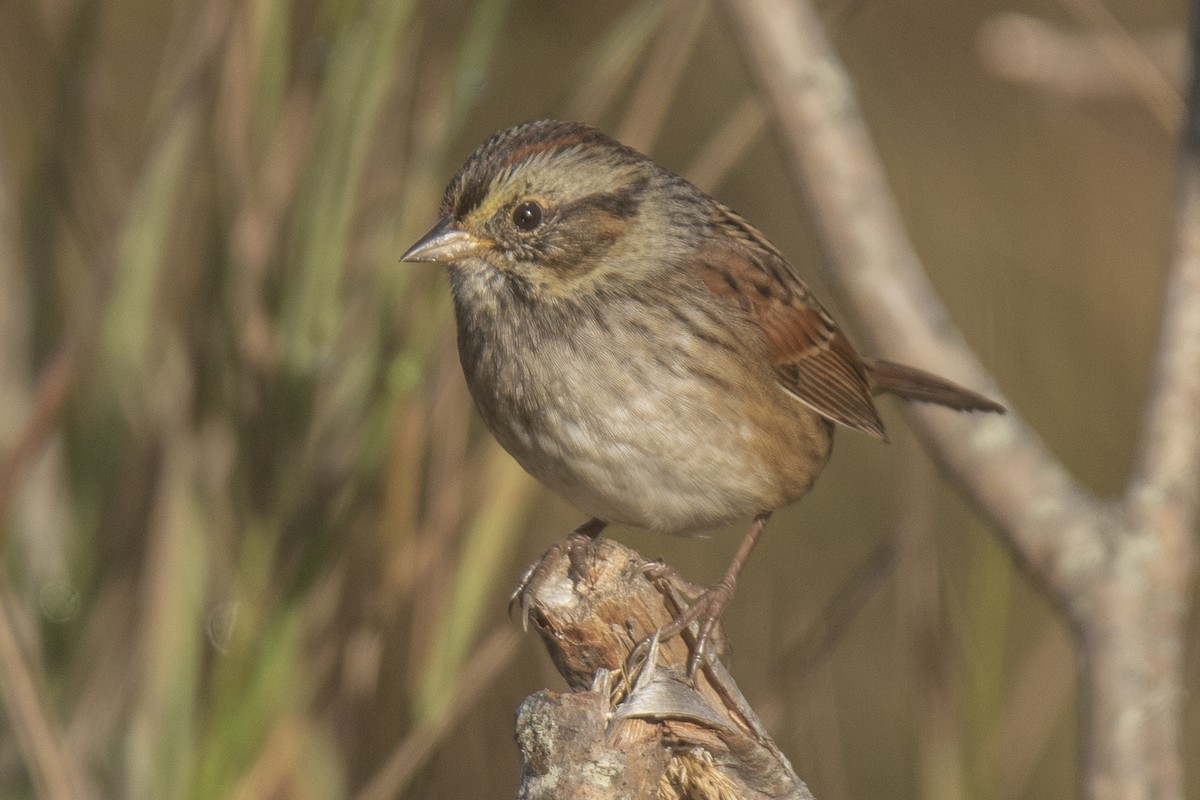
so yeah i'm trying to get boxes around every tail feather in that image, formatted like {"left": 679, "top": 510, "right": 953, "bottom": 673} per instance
{"left": 863, "top": 358, "right": 1005, "bottom": 414}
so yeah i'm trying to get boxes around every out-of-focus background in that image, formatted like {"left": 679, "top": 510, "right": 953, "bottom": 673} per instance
{"left": 0, "top": 0, "right": 1190, "bottom": 798}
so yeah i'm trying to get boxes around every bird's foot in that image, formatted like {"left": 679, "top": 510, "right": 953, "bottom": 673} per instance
{"left": 510, "top": 518, "right": 607, "bottom": 630}
{"left": 629, "top": 575, "right": 735, "bottom": 681}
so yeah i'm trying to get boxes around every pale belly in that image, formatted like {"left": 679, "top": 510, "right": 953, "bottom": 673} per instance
{"left": 487, "top": 385, "right": 781, "bottom": 531}
{"left": 464, "top": 325, "right": 833, "bottom": 533}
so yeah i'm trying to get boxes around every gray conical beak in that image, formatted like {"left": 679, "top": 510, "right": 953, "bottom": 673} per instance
{"left": 402, "top": 218, "right": 489, "bottom": 263}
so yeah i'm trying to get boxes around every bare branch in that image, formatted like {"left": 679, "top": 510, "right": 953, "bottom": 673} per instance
{"left": 1054, "top": 0, "right": 1183, "bottom": 130}
{"left": 978, "top": 13, "right": 1183, "bottom": 115}
{"left": 1128, "top": 1, "right": 1200, "bottom": 566}
{"left": 719, "top": 0, "right": 1104, "bottom": 602}
{"left": 0, "top": 348, "right": 77, "bottom": 537}
{"left": 0, "top": 575, "right": 94, "bottom": 800}
{"left": 719, "top": 1, "right": 1198, "bottom": 797}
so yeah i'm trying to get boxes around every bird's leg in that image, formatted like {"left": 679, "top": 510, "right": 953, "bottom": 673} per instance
{"left": 652, "top": 511, "right": 773, "bottom": 676}
{"left": 511, "top": 517, "right": 608, "bottom": 629}
{"left": 563, "top": 517, "right": 608, "bottom": 581}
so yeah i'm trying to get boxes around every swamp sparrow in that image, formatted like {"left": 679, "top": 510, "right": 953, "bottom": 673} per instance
{"left": 404, "top": 120, "right": 1003, "bottom": 669}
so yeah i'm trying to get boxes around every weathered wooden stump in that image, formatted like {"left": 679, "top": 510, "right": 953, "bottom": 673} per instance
{"left": 513, "top": 536, "right": 815, "bottom": 800}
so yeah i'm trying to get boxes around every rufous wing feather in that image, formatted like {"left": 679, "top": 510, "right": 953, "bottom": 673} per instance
{"left": 698, "top": 204, "right": 887, "bottom": 439}
{"left": 697, "top": 202, "right": 1005, "bottom": 437}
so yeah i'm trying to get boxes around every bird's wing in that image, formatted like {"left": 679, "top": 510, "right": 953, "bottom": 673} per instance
{"left": 696, "top": 202, "right": 886, "bottom": 439}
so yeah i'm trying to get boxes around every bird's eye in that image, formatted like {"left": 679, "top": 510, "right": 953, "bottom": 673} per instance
{"left": 512, "top": 201, "right": 543, "bottom": 231}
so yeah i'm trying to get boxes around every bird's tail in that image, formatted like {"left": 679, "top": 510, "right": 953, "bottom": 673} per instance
{"left": 862, "top": 358, "right": 1005, "bottom": 414}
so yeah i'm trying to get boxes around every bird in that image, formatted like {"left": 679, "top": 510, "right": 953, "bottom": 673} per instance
{"left": 403, "top": 119, "right": 1003, "bottom": 671}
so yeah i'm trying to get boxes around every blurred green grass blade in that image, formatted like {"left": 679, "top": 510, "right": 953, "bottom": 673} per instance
{"left": 126, "top": 398, "right": 207, "bottom": 800}
{"left": 387, "top": 0, "right": 514, "bottom": 261}
{"left": 565, "top": 0, "right": 667, "bottom": 121}
{"left": 414, "top": 445, "right": 535, "bottom": 723}
{"left": 281, "top": 0, "right": 417, "bottom": 372}
{"left": 191, "top": 608, "right": 312, "bottom": 800}
{"left": 249, "top": 0, "right": 293, "bottom": 152}
{"left": 284, "top": 723, "right": 347, "bottom": 800}
{"left": 190, "top": 520, "right": 320, "bottom": 800}
{"left": 444, "top": 0, "right": 513, "bottom": 138}
{"left": 965, "top": 524, "right": 1013, "bottom": 795}
{"left": 100, "top": 108, "right": 200, "bottom": 390}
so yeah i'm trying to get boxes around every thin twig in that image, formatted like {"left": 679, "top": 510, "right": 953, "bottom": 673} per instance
{"left": 779, "top": 536, "right": 895, "bottom": 684}
{"left": 685, "top": 94, "right": 767, "bottom": 193}
{"left": 1055, "top": 0, "right": 1183, "bottom": 130}
{"left": 356, "top": 628, "right": 520, "bottom": 800}
{"left": 0, "top": 347, "right": 77, "bottom": 537}
{"left": 0, "top": 573, "right": 92, "bottom": 800}
{"left": 617, "top": 0, "right": 710, "bottom": 152}
{"left": 978, "top": 14, "right": 1183, "bottom": 108}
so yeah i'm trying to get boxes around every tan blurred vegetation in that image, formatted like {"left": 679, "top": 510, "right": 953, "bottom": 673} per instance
{"left": 0, "top": 0, "right": 1191, "bottom": 798}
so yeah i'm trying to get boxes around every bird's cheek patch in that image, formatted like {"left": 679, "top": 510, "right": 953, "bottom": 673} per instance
{"left": 537, "top": 211, "right": 628, "bottom": 276}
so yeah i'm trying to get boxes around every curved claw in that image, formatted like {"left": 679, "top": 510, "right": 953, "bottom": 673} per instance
{"left": 635, "top": 581, "right": 735, "bottom": 679}
{"left": 624, "top": 630, "right": 662, "bottom": 691}
{"left": 507, "top": 519, "right": 608, "bottom": 633}
{"left": 508, "top": 559, "right": 543, "bottom": 631}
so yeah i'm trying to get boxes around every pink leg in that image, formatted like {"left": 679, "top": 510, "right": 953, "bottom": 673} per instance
{"left": 654, "top": 511, "right": 772, "bottom": 674}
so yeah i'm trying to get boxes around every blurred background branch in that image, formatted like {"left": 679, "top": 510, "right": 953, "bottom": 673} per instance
{"left": 978, "top": 13, "right": 1182, "bottom": 125}
{"left": 721, "top": 0, "right": 1199, "bottom": 797}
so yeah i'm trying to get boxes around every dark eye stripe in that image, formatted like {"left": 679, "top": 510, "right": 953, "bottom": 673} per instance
{"left": 555, "top": 177, "right": 648, "bottom": 222}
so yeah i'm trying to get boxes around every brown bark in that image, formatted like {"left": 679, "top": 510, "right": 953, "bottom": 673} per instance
{"left": 514, "top": 537, "right": 815, "bottom": 800}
